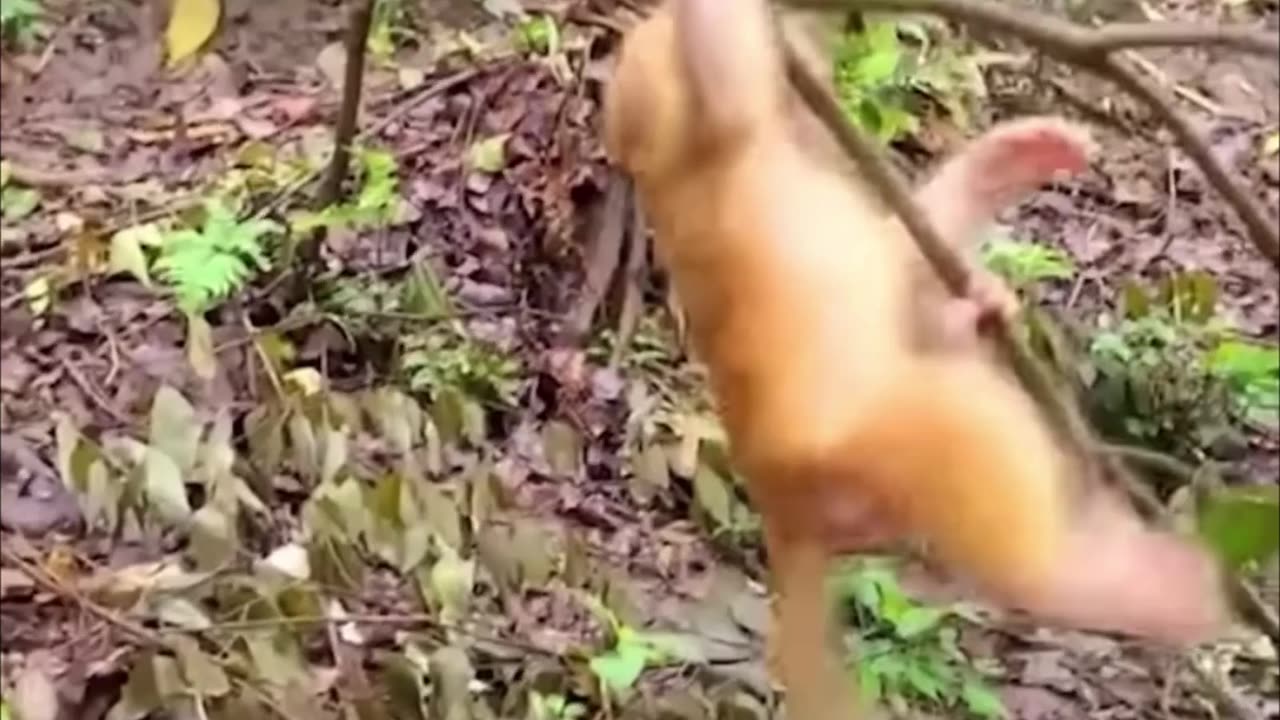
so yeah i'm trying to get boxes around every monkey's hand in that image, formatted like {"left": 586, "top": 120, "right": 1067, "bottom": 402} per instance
{"left": 935, "top": 270, "right": 1021, "bottom": 353}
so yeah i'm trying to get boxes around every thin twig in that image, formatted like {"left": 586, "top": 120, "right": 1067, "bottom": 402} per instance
{"left": 787, "top": 0, "right": 1280, "bottom": 267}
{"left": 789, "top": 0, "right": 1278, "bottom": 57}
{"left": 1184, "top": 654, "right": 1265, "bottom": 720}
{"left": 783, "top": 47, "right": 1096, "bottom": 466}
{"left": 1099, "top": 53, "right": 1277, "bottom": 266}
{"left": 563, "top": 170, "right": 631, "bottom": 345}
{"left": 57, "top": 355, "right": 134, "bottom": 426}
{"left": 298, "top": 0, "right": 378, "bottom": 278}
{"left": 611, "top": 184, "right": 649, "bottom": 369}
{"left": 0, "top": 541, "right": 293, "bottom": 719}
{"left": 780, "top": 22, "right": 1280, "bottom": 659}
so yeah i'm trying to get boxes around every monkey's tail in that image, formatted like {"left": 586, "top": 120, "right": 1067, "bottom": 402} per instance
{"left": 837, "top": 355, "right": 1075, "bottom": 602}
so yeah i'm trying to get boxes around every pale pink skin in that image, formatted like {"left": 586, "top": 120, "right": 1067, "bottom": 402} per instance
{"left": 822, "top": 117, "right": 1231, "bottom": 647}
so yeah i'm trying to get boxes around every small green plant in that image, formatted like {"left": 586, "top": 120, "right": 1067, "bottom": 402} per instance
{"left": 369, "top": 0, "right": 409, "bottom": 61}
{"left": 980, "top": 234, "right": 1076, "bottom": 290}
{"left": 0, "top": 162, "right": 40, "bottom": 223}
{"left": 514, "top": 13, "right": 559, "bottom": 56}
{"left": 834, "top": 559, "right": 1005, "bottom": 719}
{"left": 834, "top": 20, "right": 919, "bottom": 142}
{"left": 528, "top": 692, "right": 587, "bottom": 720}
{"left": 291, "top": 146, "right": 401, "bottom": 233}
{"left": 400, "top": 328, "right": 522, "bottom": 407}
{"left": 1207, "top": 339, "right": 1280, "bottom": 427}
{"left": 155, "top": 199, "right": 279, "bottom": 313}
{"left": 576, "top": 592, "right": 697, "bottom": 698}
{"left": 1085, "top": 272, "right": 1279, "bottom": 457}
{"left": 588, "top": 312, "right": 683, "bottom": 380}
{"left": 832, "top": 18, "right": 986, "bottom": 142}
{"left": 0, "top": 0, "right": 40, "bottom": 44}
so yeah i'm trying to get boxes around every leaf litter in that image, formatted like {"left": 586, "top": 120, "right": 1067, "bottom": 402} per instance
{"left": 0, "top": 0, "right": 1277, "bottom": 718}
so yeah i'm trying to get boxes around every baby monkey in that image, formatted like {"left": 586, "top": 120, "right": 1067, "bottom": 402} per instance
{"left": 603, "top": 1, "right": 1229, "bottom": 718}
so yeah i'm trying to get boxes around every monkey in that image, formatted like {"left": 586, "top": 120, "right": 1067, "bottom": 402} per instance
{"left": 602, "top": 2, "right": 1229, "bottom": 718}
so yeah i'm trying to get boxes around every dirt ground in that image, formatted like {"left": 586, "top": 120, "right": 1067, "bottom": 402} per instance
{"left": 0, "top": 0, "right": 1277, "bottom": 717}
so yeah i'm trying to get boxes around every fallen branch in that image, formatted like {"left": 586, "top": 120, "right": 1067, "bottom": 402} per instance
{"left": 788, "top": 0, "right": 1280, "bottom": 267}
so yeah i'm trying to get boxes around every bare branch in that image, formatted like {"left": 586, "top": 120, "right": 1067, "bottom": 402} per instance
{"left": 789, "top": 0, "right": 1278, "bottom": 57}
{"left": 1099, "top": 54, "right": 1280, "bottom": 266}
{"left": 783, "top": 46, "right": 1098, "bottom": 466}
{"left": 318, "top": 0, "right": 379, "bottom": 211}
{"left": 782, "top": 34, "right": 1280, "bottom": 652}
{"left": 1085, "top": 22, "right": 1279, "bottom": 56}
{"left": 787, "top": 0, "right": 1280, "bottom": 267}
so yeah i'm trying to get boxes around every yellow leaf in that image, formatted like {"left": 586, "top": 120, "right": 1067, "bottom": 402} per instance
{"left": 186, "top": 311, "right": 218, "bottom": 380}
{"left": 1262, "top": 131, "right": 1280, "bottom": 158}
{"left": 284, "top": 368, "right": 323, "bottom": 397}
{"left": 165, "top": 0, "right": 221, "bottom": 68}
{"left": 24, "top": 276, "right": 51, "bottom": 316}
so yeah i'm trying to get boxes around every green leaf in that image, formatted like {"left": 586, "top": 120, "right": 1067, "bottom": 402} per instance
{"left": 961, "top": 678, "right": 1006, "bottom": 718}
{"left": 152, "top": 596, "right": 212, "bottom": 630}
{"left": 109, "top": 224, "right": 160, "bottom": 287}
{"left": 2, "top": 186, "right": 40, "bottom": 222}
{"left": 190, "top": 498, "right": 235, "bottom": 563}
{"left": 149, "top": 385, "right": 201, "bottom": 472}
{"left": 893, "top": 606, "right": 947, "bottom": 638}
{"left": 155, "top": 199, "right": 278, "bottom": 313}
{"left": 170, "top": 634, "right": 230, "bottom": 697}
{"left": 467, "top": 134, "right": 510, "bottom": 174}
{"left": 692, "top": 461, "right": 733, "bottom": 529}
{"left": 857, "top": 660, "right": 884, "bottom": 703}
{"left": 1197, "top": 485, "right": 1280, "bottom": 571}
{"left": 980, "top": 237, "right": 1075, "bottom": 287}
{"left": 429, "top": 546, "right": 474, "bottom": 623}
{"left": 515, "top": 14, "right": 558, "bottom": 55}
{"left": 590, "top": 642, "right": 649, "bottom": 693}
{"left": 144, "top": 446, "right": 192, "bottom": 524}
{"left": 902, "top": 661, "right": 944, "bottom": 701}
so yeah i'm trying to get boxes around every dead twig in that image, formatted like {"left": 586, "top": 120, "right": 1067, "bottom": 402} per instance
{"left": 790, "top": 0, "right": 1278, "bottom": 57}
{"left": 611, "top": 184, "right": 649, "bottom": 369}
{"left": 0, "top": 540, "right": 293, "bottom": 719}
{"left": 562, "top": 170, "right": 631, "bottom": 346}
{"left": 788, "top": 0, "right": 1280, "bottom": 267}
{"left": 56, "top": 355, "right": 134, "bottom": 427}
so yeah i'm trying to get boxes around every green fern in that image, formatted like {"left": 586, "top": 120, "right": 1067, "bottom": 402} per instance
{"left": 154, "top": 199, "right": 279, "bottom": 313}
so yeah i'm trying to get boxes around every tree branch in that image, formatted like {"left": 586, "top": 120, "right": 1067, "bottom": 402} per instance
{"left": 786, "top": 0, "right": 1280, "bottom": 268}
{"left": 1084, "top": 22, "right": 1278, "bottom": 56}
{"left": 1098, "top": 54, "right": 1279, "bottom": 267}
{"left": 781, "top": 32, "right": 1280, "bottom": 654}
{"left": 301, "top": 0, "right": 378, "bottom": 275}
{"left": 790, "top": 0, "right": 1278, "bottom": 57}
{"left": 784, "top": 47, "right": 1097, "bottom": 466}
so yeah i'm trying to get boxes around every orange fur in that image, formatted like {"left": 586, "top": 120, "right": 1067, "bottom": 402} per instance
{"left": 604, "top": 2, "right": 1227, "bottom": 717}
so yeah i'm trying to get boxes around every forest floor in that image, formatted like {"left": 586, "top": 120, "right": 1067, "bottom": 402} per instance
{"left": 0, "top": 0, "right": 1277, "bottom": 718}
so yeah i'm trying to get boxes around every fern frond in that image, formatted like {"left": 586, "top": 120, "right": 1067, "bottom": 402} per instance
{"left": 155, "top": 199, "right": 280, "bottom": 313}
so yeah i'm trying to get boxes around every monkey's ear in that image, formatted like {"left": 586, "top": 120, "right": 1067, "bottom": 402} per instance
{"left": 672, "top": 0, "right": 785, "bottom": 142}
